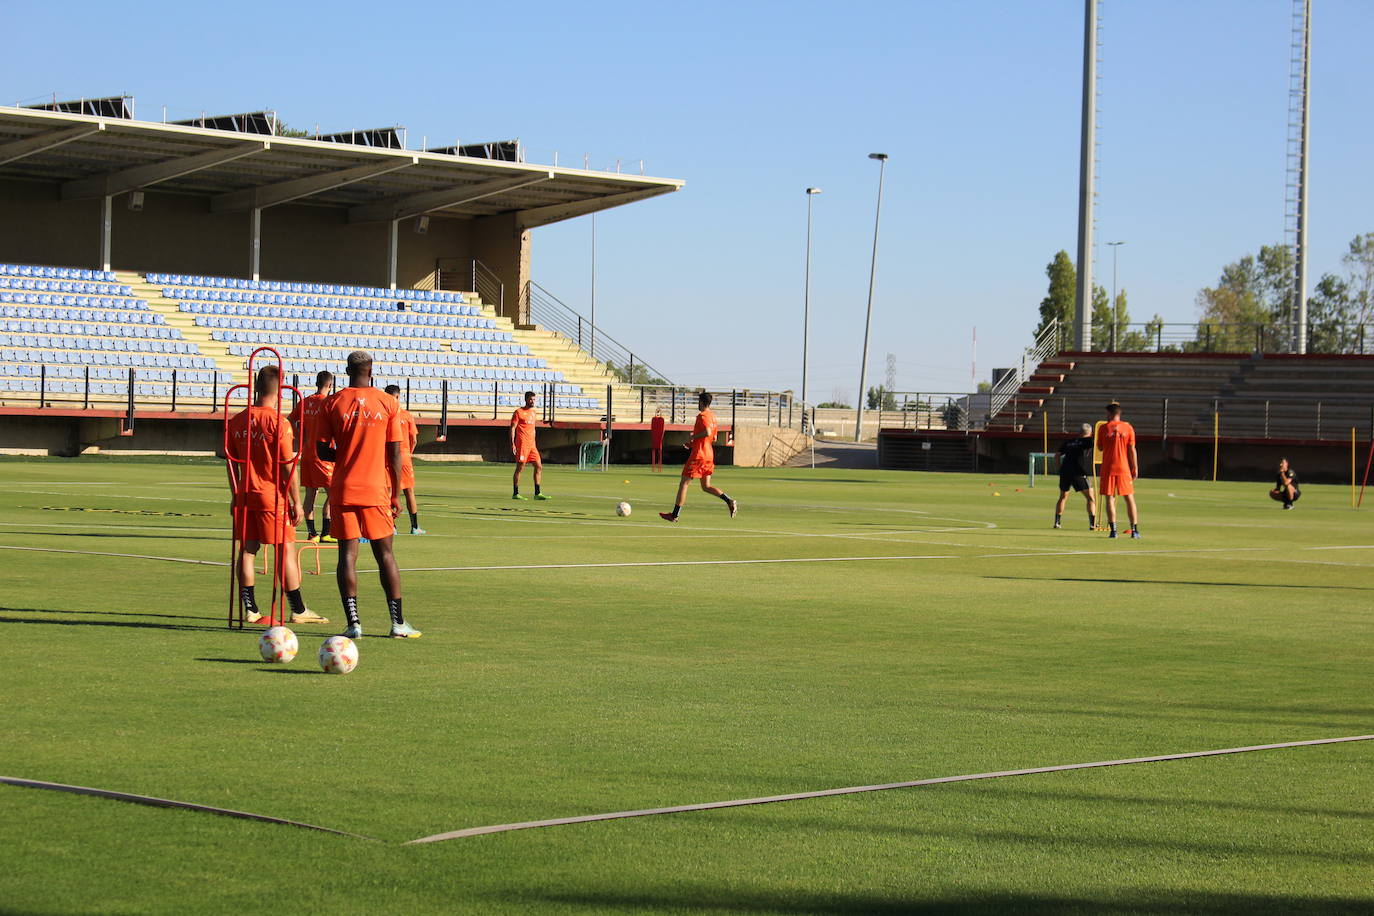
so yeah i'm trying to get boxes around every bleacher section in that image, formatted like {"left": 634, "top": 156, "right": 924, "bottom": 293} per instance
{"left": 994, "top": 353, "right": 1374, "bottom": 441}
{"left": 0, "top": 262, "right": 627, "bottom": 416}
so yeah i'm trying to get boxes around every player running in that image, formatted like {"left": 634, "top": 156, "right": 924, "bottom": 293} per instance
{"left": 383, "top": 384, "right": 425, "bottom": 534}
{"left": 660, "top": 391, "right": 737, "bottom": 522}
{"left": 1053, "top": 423, "right": 1097, "bottom": 530}
{"left": 510, "top": 390, "right": 549, "bottom": 500}
{"left": 288, "top": 370, "right": 335, "bottom": 543}
{"left": 226, "top": 365, "right": 328, "bottom": 626}
{"left": 316, "top": 351, "right": 421, "bottom": 639}
{"left": 1097, "top": 401, "right": 1140, "bottom": 539}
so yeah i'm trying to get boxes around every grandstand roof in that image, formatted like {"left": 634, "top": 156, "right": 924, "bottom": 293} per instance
{"left": 0, "top": 106, "right": 683, "bottom": 227}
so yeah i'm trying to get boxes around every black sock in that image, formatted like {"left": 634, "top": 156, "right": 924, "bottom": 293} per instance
{"left": 286, "top": 588, "right": 306, "bottom": 615}
{"left": 1132, "top": 523, "right": 1139, "bottom": 531}
{"left": 534, "top": 483, "right": 541, "bottom": 495}
{"left": 717, "top": 492, "right": 732, "bottom": 505}
{"left": 1055, "top": 514, "right": 1062, "bottom": 522}
{"left": 513, "top": 485, "right": 519, "bottom": 497}
{"left": 306, "top": 518, "right": 317, "bottom": 538}
{"left": 670, "top": 504, "right": 681, "bottom": 518}
{"left": 240, "top": 585, "right": 257, "bottom": 613}
{"left": 409, "top": 512, "right": 418, "bottom": 529}
{"left": 343, "top": 595, "right": 359, "bottom": 629}
{"left": 387, "top": 597, "right": 404, "bottom": 626}
{"left": 320, "top": 517, "right": 330, "bottom": 539}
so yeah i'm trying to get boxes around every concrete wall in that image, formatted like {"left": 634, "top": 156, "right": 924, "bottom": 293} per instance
{"left": 0, "top": 178, "right": 502, "bottom": 290}
{"left": 469, "top": 212, "right": 531, "bottom": 322}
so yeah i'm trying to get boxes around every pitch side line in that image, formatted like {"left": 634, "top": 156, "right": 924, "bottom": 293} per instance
{"left": 406, "top": 734, "right": 1374, "bottom": 844}
{"left": 0, "top": 776, "right": 377, "bottom": 839}
{"left": 0, "top": 544, "right": 226, "bottom": 566}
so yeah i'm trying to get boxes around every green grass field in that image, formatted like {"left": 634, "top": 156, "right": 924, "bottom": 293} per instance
{"left": 2, "top": 457, "right": 1371, "bottom": 914}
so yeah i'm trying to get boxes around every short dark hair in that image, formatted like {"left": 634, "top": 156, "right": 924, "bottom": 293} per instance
{"left": 1106, "top": 401, "right": 1122, "bottom": 415}
{"left": 524, "top": 390, "right": 536, "bottom": 400}
{"left": 383, "top": 384, "right": 401, "bottom": 397}
{"left": 315, "top": 370, "right": 333, "bottom": 387}
{"left": 346, "top": 350, "right": 372, "bottom": 377}
{"left": 698, "top": 391, "right": 713, "bottom": 407}
{"left": 254, "top": 365, "right": 280, "bottom": 397}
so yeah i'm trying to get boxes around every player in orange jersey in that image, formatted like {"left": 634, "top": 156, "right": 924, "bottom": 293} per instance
{"left": 383, "top": 385, "right": 425, "bottom": 534}
{"left": 316, "top": 351, "right": 420, "bottom": 639}
{"left": 1096, "top": 401, "right": 1141, "bottom": 539}
{"left": 289, "top": 370, "right": 335, "bottom": 543}
{"left": 660, "top": 391, "right": 737, "bottom": 522}
{"left": 510, "top": 390, "right": 549, "bottom": 500}
{"left": 225, "top": 365, "right": 328, "bottom": 626}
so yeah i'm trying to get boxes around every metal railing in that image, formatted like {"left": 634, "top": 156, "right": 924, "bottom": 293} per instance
{"left": 523, "top": 281, "right": 674, "bottom": 386}
{"left": 625, "top": 385, "right": 807, "bottom": 432}
{"left": 1053, "top": 321, "right": 1373, "bottom": 355}
{"left": 991, "top": 318, "right": 1061, "bottom": 418}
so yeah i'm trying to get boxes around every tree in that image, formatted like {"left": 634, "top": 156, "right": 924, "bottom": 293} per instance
{"left": 1194, "top": 244, "right": 1294, "bottom": 351}
{"left": 1343, "top": 232, "right": 1374, "bottom": 332}
{"left": 1307, "top": 273, "right": 1353, "bottom": 353}
{"left": 1037, "top": 250, "right": 1076, "bottom": 347}
{"left": 866, "top": 386, "right": 897, "bottom": 411}
{"left": 272, "top": 119, "right": 312, "bottom": 139}
{"left": 816, "top": 401, "right": 851, "bottom": 409}
{"left": 976, "top": 380, "right": 992, "bottom": 394}
{"left": 605, "top": 360, "right": 668, "bottom": 386}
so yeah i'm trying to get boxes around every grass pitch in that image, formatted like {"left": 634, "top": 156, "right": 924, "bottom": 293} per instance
{"left": 1, "top": 457, "right": 1371, "bottom": 914}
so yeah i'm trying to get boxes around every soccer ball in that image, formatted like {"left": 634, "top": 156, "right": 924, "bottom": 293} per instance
{"left": 318, "top": 635, "right": 358, "bottom": 674}
{"left": 616, "top": 501, "right": 632, "bottom": 517}
{"left": 258, "top": 626, "right": 298, "bottom": 664}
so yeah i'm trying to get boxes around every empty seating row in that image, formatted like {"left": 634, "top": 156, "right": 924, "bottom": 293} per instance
{"left": 0, "top": 292, "right": 150, "bottom": 310}
{"left": 0, "top": 263, "right": 116, "bottom": 282}
{"left": 0, "top": 320, "right": 183, "bottom": 340}
{"left": 0, "top": 277, "right": 134, "bottom": 296}
{"left": 227, "top": 344, "right": 538, "bottom": 365}
{"left": 350, "top": 375, "right": 582, "bottom": 394}
{"left": 397, "top": 390, "right": 597, "bottom": 409}
{"left": 190, "top": 313, "right": 494, "bottom": 336}
{"left": 147, "top": 272, "right": 466, "bottom": 305}
{"left": 0, "top": 336, "right": 198, "bottom": 354}
{"left": 276, "top": 362, "right": 562, "bottom": 381}
{"left": 228, "top": 337, "right": 531, "bottom": 358}
{"left": 160, "top": 289, "right": 477, "bottom": 317}
{"left": 0, "top": 363, "right": 232, "bottom": 383}
{"left": 1, "top": 307, "right": 167, "bottom": 325}
{"left": 178, "top": 301, "right": 496, "bottom": 330}
{"left": 3, "top": 377, "right": 221, "bottom": 399}
{"left": 0, "top": 349, "right": 217, "bottom": 369}
{"left": 212, "top": 330, "right": 442, "bottom": 351}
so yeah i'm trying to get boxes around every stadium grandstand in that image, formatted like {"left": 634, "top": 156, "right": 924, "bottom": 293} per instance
{"left": 0, "top": 99, "right": 825, "bottom": 462}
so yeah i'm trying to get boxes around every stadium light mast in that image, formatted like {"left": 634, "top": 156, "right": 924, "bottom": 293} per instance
{"left": 802, "top": 187, "right": 822, "bottom": 411}
{"left": 854, "top": 153, "right": 887, "bottom": 443}
{"left": 1108, "top": 240, "right": 1124, "bottom": 347}
{"left": 1288, "top": 0, "right": 1312, "bottom": 354}
{"left": 1073, "top": 0, "right": 1098, "bottom": 352}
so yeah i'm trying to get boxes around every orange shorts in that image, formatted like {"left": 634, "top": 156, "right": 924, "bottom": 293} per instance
{"left": 1101, "top": 473, "right": 1135, "bottom": 497}
{"left": 399, "top": 463, "right": 415, "bottom": 491}
{"left": 330, "top": 504, "right": 396, "bottom": 541}
{"left": 682, "top": 457, "right": 715, "bottom": 480}
{"left": 515, "top": 446, "right": 541, "bottom": 464}
{"left": 301, "top": 461, "right": 333, "bottom": 490}
{"left": 233, "top": 508, "right": 297, "bottom": 545}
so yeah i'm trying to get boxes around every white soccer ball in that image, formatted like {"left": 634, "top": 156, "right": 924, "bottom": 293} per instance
{"left": 318, "top": 635, "right": 358, "bottom": 674}
{"left": 258, "top": 626, "right": 298, "bottom": 664}
{"left": 616, "top": 501, "right": 632, "bottom": 517}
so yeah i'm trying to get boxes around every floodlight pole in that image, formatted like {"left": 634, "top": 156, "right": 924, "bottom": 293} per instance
{"left": 802, "top": 188, "right": 822, "bottom": 411}
{"left": 854, "top": 154, "right": 887, "bottom": 443}
{"left": 1073, "top": 0, "right": 1097, "bottom": 352}
{"left": 1107, "top": 241, "right": 1124, "bottom": 348}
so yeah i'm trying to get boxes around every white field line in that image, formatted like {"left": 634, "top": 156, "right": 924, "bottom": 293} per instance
{"left": 0, "top": 544, "right": 227, "bottom": 566}
{"left": 0, "top": 521, "right": 226, "bottom": 533}
{"left": 405, "top": 734, "right": 1374, "bottom": 843}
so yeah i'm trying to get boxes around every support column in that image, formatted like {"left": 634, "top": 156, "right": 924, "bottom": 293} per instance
{"left": 100, "top": 195, "right": 113, "bottom": 272}
{"left": 387, "top": 219, "right": 399, "bottom": 290}
{"left": 1073, "top": 0, "right": 1097, "bottom": 352}
{"left": 249, "top": 207, "right": 262, "bottom": 281}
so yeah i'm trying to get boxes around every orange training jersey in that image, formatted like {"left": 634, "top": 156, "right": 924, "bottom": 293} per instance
{"left": 688, "top": 408, "right": 717, "bottom": 462}
{"left": 398, "top": 409, "right": 418, "bottom": 463}
{"left": 511, "top": 406, "right": 538, "bottom": 450}
{"left": 317, "top": 387, "right": 402, "bottom": 506}
{"left": 289, "top": 393, "right": 334, "bottom": 477}
{"left": 1096, "top": 419, "right": 1136, "bottom": 475}
{"left": 226, "top": 405, "right": 294, "bottom": 509}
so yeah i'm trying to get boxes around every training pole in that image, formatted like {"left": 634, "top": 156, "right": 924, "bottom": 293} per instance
{"left": 1212, "top": 411, "right": 1219, "bottom": 482}
{"left": 1353, "top": 428, "right": 1357, "bottom": 508}
{"left": 1042, "top": 411, "right": 1047, "bottom": 455}
{"left": 223, "top": 382, "right": 250, "bottom": 629}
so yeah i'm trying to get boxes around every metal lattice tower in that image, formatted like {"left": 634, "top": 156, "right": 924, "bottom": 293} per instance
{"left": 1284, "top": 0, "right": 1312, "bottom": 353}
{"left": 1073, "top": 0, "right": 1102, "bottom": 351}
{"left": 884, "top": 353, "right": 896, "bottom": 394}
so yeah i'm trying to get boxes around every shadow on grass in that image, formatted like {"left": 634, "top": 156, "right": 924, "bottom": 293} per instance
{"left": 981, "top": 575, "right": 1374, "bottom": 591}
{"left": 522, "top": 888, "right": 1372, "bottom": 914}
{"left": 964, "top": 783, "right": 1374, "bottom": 822}
{"left": 955, "top": 701, "right": 1374, "bottom": 732}
{"left": 194, "top": 657, "right": 263, "bottom": 665}
{"left": 2, "top": 606, "right": 223, "bottom": 623}
{"left": 0, "top": 615, "right": 229, "bottom": 634}
{"left": 259, "top": 668, "right": 327, "bottom": 675}
{"left": 13, "top": 530, "right": 224, "bottom": 542}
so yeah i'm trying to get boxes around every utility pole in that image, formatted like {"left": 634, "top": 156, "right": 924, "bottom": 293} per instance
{"left": 1073, "top": 0, "right": 1098, "bottom": 352}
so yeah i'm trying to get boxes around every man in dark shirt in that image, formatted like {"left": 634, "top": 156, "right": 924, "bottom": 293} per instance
{"left": 1269, "top": 457, "right": 1301, "bottom": 509}
{"left": 1054, "top": 423, "right": 1097, "bottom": 530}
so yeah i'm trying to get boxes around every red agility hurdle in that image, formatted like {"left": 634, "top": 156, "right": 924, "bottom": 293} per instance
{"left": 223, "top": 347, "right": 301, "bottom": 629}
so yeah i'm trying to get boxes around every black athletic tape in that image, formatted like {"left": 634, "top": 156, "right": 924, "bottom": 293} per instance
{"left": 405, "top": 734, "right": 1374, "bottom": 844}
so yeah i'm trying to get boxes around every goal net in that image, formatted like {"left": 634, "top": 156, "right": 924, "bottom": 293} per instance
{"left": 1027, "top": 451, "right": 1060, "bottom": 488}
{"left": 578, "top": 440, "right": 607, "bottom": 471}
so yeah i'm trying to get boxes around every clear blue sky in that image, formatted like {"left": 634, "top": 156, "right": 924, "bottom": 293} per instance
{"left": 5, "top": 0, "right": 1371, "bottom": 400}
